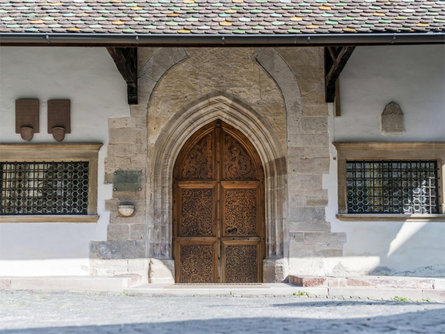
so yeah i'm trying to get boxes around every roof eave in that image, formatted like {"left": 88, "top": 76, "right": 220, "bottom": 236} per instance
{"left": 1, "top": 32, "right": 444, "bottom": 47}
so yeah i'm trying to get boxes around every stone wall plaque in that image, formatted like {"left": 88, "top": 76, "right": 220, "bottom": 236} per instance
{"left": 381, "top": 101, "right": 405, "bottom": 135}
{"left": 113, "top": 170, "right": 142, "bottom": 191}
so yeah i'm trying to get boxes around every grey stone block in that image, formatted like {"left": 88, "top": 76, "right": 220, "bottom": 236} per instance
{"left": 90, "top": 241, "right": 146, "bottom": 259}
{"left": 289, "top": 232, "right": 305, "bottom": 242}
{"left": 289, "top": 207, "right": 326, "bottom": 223}
{"left": 316, "top": 249, "right": 343, "bottom": 257}
{"left": 299, "top": 117, "right": 328, "bottom": 134}
{"left": 263, "top": 257, "right": 289, "bottom": 283}
{"left": 107, "top": 224, "right": 130, "bottom": 241}
{"left": 289, "top": 221, "right": 331, "bottom": 232}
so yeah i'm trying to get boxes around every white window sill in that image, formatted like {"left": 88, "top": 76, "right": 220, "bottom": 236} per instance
{"left": 336, "top": 214, "right": 445, "bottom": 222}
{"left": 0, "top": 215, "right": 99, "bottom": 223}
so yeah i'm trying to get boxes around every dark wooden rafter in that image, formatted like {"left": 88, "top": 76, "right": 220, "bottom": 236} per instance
{"left": 325, "top": 46, "right": 355, "bottom": 103}
{"left": 107, "top": 47, "right": 138, "bottom": 104}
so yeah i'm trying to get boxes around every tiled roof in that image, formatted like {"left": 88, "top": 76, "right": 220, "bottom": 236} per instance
{"left": 1, "top": 0, "right": 444, "bottom": 35}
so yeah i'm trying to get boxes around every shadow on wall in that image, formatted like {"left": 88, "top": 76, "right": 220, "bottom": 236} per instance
{"left": 369, "top": 222, "right": 445, "bottom": 277}
{"left": 290, "top": 220, "right": 445, "bottom": 278}
{"left": 322, "top": 221, "right": 445, "bottom": 278}
{"left": 2, "top": 309, "right": 445, "bottom": 333}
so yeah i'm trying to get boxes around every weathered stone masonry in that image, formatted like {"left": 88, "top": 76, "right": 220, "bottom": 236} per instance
{"left": 90, "top": 47, "right": 346, "bottom": 282}
{"left": 275, "top": 48, "right": 346, "bottom": 273}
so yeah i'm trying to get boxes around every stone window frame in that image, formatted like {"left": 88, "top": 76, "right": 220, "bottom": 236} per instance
{"left": 334, "top": 142, "right": 445, "bottom": 221}
{"left": 0, "top": 143, "right": 102, "bottom": 223}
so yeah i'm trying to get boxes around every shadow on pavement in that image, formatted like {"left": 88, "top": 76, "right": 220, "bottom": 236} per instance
{"left": 272, "top": 300, "right": 440, "bottom": 307}
{"left": 1, "top": 308, "right": 445, "bottom": 334}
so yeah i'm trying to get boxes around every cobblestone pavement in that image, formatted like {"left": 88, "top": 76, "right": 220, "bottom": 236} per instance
{"left": 0, "top": 291, "right": 444, "bottom": 333}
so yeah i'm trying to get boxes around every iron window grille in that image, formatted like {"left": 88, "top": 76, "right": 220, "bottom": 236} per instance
{"left": 0, "top": 161, "right": 89, "bottom": 215}
{"left": 346, "top": 160, "right": 439, "bottom": 214}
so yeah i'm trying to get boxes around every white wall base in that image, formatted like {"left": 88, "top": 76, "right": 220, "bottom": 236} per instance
{"left": 290, "top": 256, "right": 381, "bottom": 277}
{"left": 0, "top": 259, "right": 90, "bottom": 276}
{"left": 90, "top": 258, "right": 150, "bottom": 284}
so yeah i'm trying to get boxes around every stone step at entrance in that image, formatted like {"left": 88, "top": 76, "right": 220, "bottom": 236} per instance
{"left": 126, "top": 283, "right": 301, "bottom": 297}
{"left": 289, "top": 275, "right": 445, "bottom": 289}
{"left": 288, "top": 275, "right": 445, "bottom": 302}
{"left": 168, "top": 283, "right": 265, "bottom": 288}
{"left": 1, "top": 275, "right": 444, "bottom": 302}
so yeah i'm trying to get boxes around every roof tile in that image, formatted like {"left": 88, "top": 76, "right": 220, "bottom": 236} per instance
{"left": 0, "top": 0, "right": 443, "bottom": 35}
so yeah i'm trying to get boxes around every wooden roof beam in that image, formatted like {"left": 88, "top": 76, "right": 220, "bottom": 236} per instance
{"left": 325, "top": 46, "right": 355, "bottom": 103}
{"left": 107, "top": 47, "right": 138, "bottom": 105}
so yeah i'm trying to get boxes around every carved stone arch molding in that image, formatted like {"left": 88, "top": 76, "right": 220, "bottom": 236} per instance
{"left": 254, "top": 48, "right": 303, "bottom": 122}
{"left": 255, "top": 48, "right": 302, "bottom": 275}
{"left": 148, "top": 95, "right": 287, "bottom": 282}
{"left": 138, "top": 48, "right": 189, "bottom": 109}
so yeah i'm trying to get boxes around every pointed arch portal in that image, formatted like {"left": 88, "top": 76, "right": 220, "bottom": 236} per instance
{"left": 148, "top": 96, "right": 287, "bottom": 282}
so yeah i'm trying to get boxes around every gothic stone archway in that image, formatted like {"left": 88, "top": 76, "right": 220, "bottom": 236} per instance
{"left": 148, "top": 96, "right": 287, "bottom": 282}
{"left": 173, "top": 120, "right": 265, "bottom": 283}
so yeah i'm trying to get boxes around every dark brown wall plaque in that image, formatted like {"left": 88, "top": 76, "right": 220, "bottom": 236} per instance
{"left": 48, "top": 99, "right": 71, "bottom": 141}
{"left": 15, "top": 98, "right": 39, "bottom": 141}
{"left": 113, "top": 170, "right": 142, "bottom": 192}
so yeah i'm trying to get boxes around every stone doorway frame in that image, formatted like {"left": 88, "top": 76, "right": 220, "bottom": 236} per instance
{"left": 148, "top": 95, "right": 288, "bottom": 282}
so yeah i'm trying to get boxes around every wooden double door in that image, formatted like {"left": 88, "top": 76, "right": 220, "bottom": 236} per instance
{"left": 173, "top": 120, "right": 265, "bottom": 283}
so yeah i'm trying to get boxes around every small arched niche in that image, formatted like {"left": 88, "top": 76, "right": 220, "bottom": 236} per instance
{"left": 381, "top": 101, "right": 405, "bottom": 135}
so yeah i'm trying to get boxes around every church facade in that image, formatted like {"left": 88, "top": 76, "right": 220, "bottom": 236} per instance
{"left": 0, "top": 1, "right": 444, "bottom": 283}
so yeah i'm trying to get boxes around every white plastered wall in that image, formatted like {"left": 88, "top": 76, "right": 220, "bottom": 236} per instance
{"left": 0, "top": 47, "right": 129, "bottom": 276}
{"left": 326, "top": 45, "right": 445, "bottom": 277}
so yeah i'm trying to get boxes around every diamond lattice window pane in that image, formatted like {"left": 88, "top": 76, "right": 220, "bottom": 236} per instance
{"left": 0, "top": 162, "right": 89, "bottom": 215}
{"left": 346, "top": 161, "right": 438, "bottom": 214}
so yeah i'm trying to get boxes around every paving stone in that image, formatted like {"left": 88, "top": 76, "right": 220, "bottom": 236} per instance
{"left": 0, "top": 291, "right": 444, "bottom": 333}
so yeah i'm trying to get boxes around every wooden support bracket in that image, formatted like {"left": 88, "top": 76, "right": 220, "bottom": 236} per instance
{"left": 107, "top": 47, "right": 138, "bottom": 105}
{"left": 325, "top": 46, "right": 355, "bottom": 104}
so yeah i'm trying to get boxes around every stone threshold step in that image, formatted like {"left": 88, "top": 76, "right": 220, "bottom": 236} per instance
{"left": 327, "top": 287, "right": 445, "bottom": 302}
{"left": 168, "top": 283, "right": 266, "bottom": 288}
{"left": 289, "top": 275, "right": 445, "bottom": 290}
{"left": 126, "top": 283, "right": 304, "bottom": 297}
{"left": 1, "top": 276, "right": 444, "bottom": 302}
{"left": 126, "top": 284, "right": 445, "bottom": 302}
{"left": 0, "top": 274, "right": 142, "bottom": 292}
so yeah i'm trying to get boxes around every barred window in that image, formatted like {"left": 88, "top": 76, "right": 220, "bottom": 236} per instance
{"left": 346, "top": 161, "right": 439, "bottom": 214}
{"left": 0, "top": 161, "right": 89, "bottom": 215}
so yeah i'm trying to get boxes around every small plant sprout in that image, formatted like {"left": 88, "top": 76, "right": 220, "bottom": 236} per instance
{"left": 293, "top": 290, "right": 310, "bottom": 297}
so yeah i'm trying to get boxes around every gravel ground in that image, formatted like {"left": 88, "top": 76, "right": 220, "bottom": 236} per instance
{"left": 0, "top": 290, "right": 444, "bottom": 333}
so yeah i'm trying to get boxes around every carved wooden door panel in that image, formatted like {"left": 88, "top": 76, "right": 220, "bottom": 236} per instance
{"left": 173, "top": 120, "right": 264, "bottom": 283}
